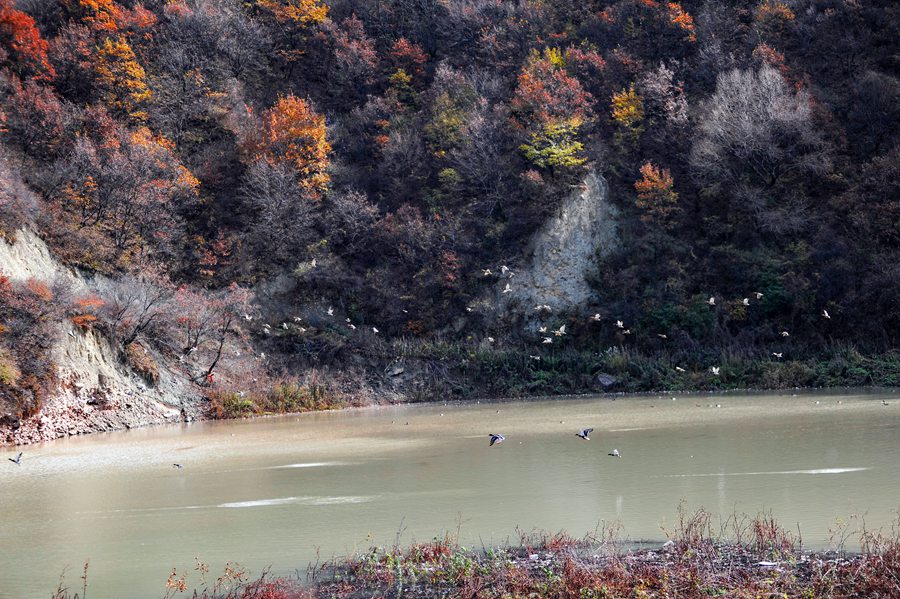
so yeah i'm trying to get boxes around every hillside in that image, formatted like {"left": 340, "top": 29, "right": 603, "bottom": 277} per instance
{"left": 1, "top": 0, "right": 898, "bottom": 440}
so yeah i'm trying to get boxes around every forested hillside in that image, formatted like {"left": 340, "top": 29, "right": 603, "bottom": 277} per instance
{"left": 1, "top": 0, "right": 898, "bottom": 425}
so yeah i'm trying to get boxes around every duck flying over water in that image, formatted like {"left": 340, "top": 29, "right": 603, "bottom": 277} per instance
{"left": 576, "top": 428, "right": 593, "bottom": 440}
{"left": 489, "top": 433, "right": 505, "bottom": 446}
{"left": 608, "top": 449, "right": 620, "bottom": 457}
{"left": 8, "top": 452, "right": 22, "bottom": 465}
{"left": 173, "top": 463, "right": 184, "bottom": 469}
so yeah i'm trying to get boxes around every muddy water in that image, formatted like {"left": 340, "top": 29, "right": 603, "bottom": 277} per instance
{"left": 1, "top": 390, "right": 899, "bottom": 598}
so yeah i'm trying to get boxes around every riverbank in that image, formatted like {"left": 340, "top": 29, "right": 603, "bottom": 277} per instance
{"left": 4, "top": 343, "right": 898, "bottom": 445}
{"left": 207, "top": 345, "right": 900, "bottom": 419}
{"left": 54, "top": 508, "right": 900, "bottom": 598}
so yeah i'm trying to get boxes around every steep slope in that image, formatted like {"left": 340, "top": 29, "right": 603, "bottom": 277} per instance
{"left": 0, "top": 230, "right": 199, "bottom": 444}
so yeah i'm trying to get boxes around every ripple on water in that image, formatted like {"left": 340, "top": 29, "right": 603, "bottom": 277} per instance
{"left": 218, "top": 496, "right": 375, "bottom": 508}
{"left": 656, "top": 467, "right": 870, "bottom": 478}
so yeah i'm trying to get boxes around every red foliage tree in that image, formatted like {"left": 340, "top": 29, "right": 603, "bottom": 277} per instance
{"left": 511, "top": 47, "right": 593, "bottom": 128}
{"left": 0, "top": 0, "right": 55, "bottom": 80}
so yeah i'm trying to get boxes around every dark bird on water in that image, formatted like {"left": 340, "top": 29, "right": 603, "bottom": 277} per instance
{"left": 608, "top": 449, "right": 620, "bottom": 457}
{"left": 489, "top": 433, "right": 505, "bottom": 446}
{"left": 173, "top": 463, "right": 184, "bottom": 469}
{"left": 576, "top": 428, "right": 593, "bottom": 440}
{"left": 8, "top": 452, "right": 22, "bottom": 465}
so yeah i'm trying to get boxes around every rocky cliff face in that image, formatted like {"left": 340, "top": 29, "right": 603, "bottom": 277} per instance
{"left": 499, "top": 171, "right": 619, "bottom": 318}
{"left": 1, "top": 230, "right": 199, "bottom": 445}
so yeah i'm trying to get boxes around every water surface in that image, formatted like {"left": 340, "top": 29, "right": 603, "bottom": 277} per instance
{"left": 1, "top": 390, "right": 899, "bottom": 598}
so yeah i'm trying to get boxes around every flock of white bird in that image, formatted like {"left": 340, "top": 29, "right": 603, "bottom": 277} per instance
{"left": 240, "top": 262, "right": 837, "bottom": 374}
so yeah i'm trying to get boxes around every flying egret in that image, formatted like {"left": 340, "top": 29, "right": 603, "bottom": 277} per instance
{"left": 482, "top": 269, "right": 493, "bottom": 276}
{"left": 553, "top": 324, "right": 566, "bottom": 337}
{"left": 487, "top": 337, "right": 495, "bottom": 343}
{"left": 711, "top": 366, "right": 720, "bottom": 375}
{"left": 675, "top": 366, "right": 686, "bottom": 372}
{"left": 755, "top": 292, "right": 764, "bottom": 300}
{"left": 502, "top": 283, "right": 512, "bottom": 293}
{"left": 708, "top": 297, "right": 716, "bottom": 306}
{"left": 823, "top": 309, "right": 831, "bottom": 319}
{"left": 591, "top": 313, "right": 602, "bottom": 322}
{"left": 742, "top": 298, "right": 750, "bottom": 306}
{"left": 538, "top": 326, "right": 547, "bottom": 333}
{"left": 657, "top": 333, "right": 667, "bottom": 339}
{"left": 327, "top": 306, "right": 334, "bottom": 316}
{"left": 772, "top": 352, "right": 783, "bottom": 358}
{"left": 781, "top": 330, "right": 790, "bottom": 337}
{"left": 372, "top": 327, "right": 379, "bottom": 334}
{"left": 616, "top": 320, "right": 624, "bottom": 329}
{"left": 542, "top": 337, "right": 553, "bottom": 344}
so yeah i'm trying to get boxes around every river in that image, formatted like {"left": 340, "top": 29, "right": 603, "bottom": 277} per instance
{"left": 1, "top": 389, "right": 898, "bottom": 598}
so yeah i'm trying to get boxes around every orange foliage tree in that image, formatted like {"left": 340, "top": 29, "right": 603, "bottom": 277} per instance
{"left": 634, "top": 161, "right": 679, "bottom": 225}
{"left": 252, "top": 95, "right": 330, "bottom": 195}
{"left": 0, "top": 0, "right": 55, "bottom": 80}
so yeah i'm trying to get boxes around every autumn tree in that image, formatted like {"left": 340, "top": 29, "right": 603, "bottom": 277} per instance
{"left": 634, "top": 161, "right": 679, "bottom": 226}
{"left": 0, "top": 0, "right": 55, "bottom": 80}
{"left": 251, "top": 95, "right": 330, "bottom": 195}
{"left": 610, "top": 85, "right": 644, "bottom": 142}
{"left": 93, "top": 36, "right": 152, "bottom": 121}
{"left": 520, "top": 117, "right": 587, "bottom": 174}
{"left": 511, "top": 47, "right": 593, "bottom": 127}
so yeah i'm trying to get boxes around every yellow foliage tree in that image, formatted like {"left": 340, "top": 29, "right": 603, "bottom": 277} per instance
{"left": 257, "top": 0, "right": 327, "bottom": 26}
{"left": 611, "top": 85, "right": 644, "bottom": 130}
{"left": 634, "top": 161, "right": 679, "bottom": 226}
{"left": 94, "top": 36, "right": 152, "bottom": 121}
{"left": 255, "top": 95, "right": 331, "bottom": 195}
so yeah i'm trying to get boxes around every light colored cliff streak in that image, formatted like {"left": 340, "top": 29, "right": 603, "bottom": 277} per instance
{"left": 501, "top": 171, "right": 619, "bottom": 317}
{"left": 1, "top": 230, "right": 198, "bottom": 445}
